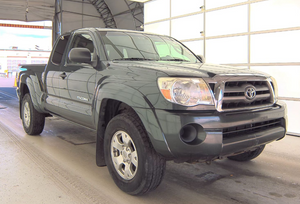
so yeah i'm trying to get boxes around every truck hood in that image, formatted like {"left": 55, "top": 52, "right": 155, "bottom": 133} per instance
{"left": 112, "top": 61, "right": 270, "bottom": 78}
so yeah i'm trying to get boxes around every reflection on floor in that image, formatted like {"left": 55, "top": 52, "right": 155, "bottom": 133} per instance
{"left": 46, "top": 117, "right": 96, "bottom": 145}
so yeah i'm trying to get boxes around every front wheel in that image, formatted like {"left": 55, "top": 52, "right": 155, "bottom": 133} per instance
{"left": 104, "top": 112, "right": 166, "bottom": 195}
{"left": 21, "top": 93, "right": 45, "bottom": 135}
{"left": 227, "top": 145, "right": 265, "bottom": 162}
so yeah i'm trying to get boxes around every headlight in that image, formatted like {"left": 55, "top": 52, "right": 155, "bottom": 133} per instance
{"left": 157, "top": 77, "right": 214, "bottom": 106}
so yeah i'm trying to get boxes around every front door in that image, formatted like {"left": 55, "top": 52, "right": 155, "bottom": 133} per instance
{"left": 58, "top": 32, "right": 98, "bottom": 128}
{"left": 44, "top": 34, "right": 70, "bottom": 113}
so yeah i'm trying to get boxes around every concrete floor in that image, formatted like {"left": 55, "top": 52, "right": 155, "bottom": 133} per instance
{"left": 0, "top": 86, "right": 299, "bottom": 204}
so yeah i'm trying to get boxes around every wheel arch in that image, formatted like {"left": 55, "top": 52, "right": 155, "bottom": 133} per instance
{"left": 94, "top": 83, "right": 172, "bottom": 166}
{"left": 19, "top": 73, "right": 44, "bottom": 115}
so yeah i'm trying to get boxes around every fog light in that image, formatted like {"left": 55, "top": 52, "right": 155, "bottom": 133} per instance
{"left": 179, "top": 124, "right": 206, "bottom": 145}
{"left": 180, "top": 124, "right": 197, "bottom": 143}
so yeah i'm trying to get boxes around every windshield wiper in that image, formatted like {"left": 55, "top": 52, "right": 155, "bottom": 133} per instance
{"left": 160, "top": 58, "right": 189, "bottom": 62}
{"left": 113, "top": 58, "right": 157, "bottom": 61}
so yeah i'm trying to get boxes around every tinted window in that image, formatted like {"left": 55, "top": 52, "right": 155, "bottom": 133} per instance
{"left": 52, "top": 35, "right": 70, "bottom": 64}
{"left": 67, "top": 33, "right": 96, "bottom": 64}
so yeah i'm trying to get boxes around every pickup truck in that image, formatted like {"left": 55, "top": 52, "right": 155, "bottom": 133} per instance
{"left": 17, "top": 28, "right": 287, "bottom": 195}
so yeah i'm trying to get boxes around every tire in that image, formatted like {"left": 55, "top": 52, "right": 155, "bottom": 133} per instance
{"left": 227, "top": 145, "right": 265, "bottom": 162}
{"left": 104, "top": 112, "right": 166, "bottom": 195}
{"left": 21, "top": 93, "right": 45, "bottom": 135}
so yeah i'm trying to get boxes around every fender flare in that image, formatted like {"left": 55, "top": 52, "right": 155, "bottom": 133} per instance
{"left": 93, "top": 83, "right": 173, "bottom": 166}
{"left": 19, "top": 73, "right": 44, "bottom": 114}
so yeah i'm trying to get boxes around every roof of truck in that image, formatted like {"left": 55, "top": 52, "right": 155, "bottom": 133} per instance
{"left": 67, "top": 27, "right": 167, "bottom": 37}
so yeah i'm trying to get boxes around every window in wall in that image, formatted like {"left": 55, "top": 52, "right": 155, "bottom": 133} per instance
{"left": 281, "top": 100, "right": 300, "bottom": 133}
{"left": 144, "top": 21, "right": 170, "bottom": 36}
{"left": 206, "top": 0, "right": 247, "bottom": 9}
{"left": 171, "top": 14, "right": 203, "bottom": 40}
{"left": 251, "top": 0, "right": 300, "bottom": 32}
{"left": 171, "top": 0, "right": 204, "bottom": 17}
{"left": 251, "top": 30, "right": 300, "bottom": 63}
{"left": 144, "top": 0, "right": 170, "bottom": 23}
{"left": 182, "top": 40, "right": 204, "bottom": 55}
{"left": 206, "top": 5, "right": 248, "bottom": 37}
{"left": 250, "top": 66, "right": 300, "bottom": 98}
{"left": 206, "top": 36, "right": 248, "bottom": 64}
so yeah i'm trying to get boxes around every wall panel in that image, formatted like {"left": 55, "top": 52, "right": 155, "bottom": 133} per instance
{"left": 182, "top": 40, "right": 204, "bottom": 55}
{"left": 144, "top": 21, "right": 170, "bottom": 36}
{"left": 144, "top": 0, "right": 170, "bottom": 22}
{"left": 206, "top": 0, "right": 246, "bottom": 9}
{"left": 206, "top": 36, "right": 248, "bottom": 64}
{"left": 171, "top": 0, "right": 204, "bottom": 17}
{"left": 282, "top": 100, "right": 300, "bottom": 134}
{"left": 250, "top": 66, "right": 300, "bottom": 98}
{"left": 144, "top": 0, "right": 300, "bottom": 134}
{"left": 251, "top": 30, "right": 300, "bottom": 63}
{"left": 251, "top": 0, "right": 300, "bottom": 31}
{"left": 171, "top": 14, "right": 203, "bottom": 40}
{"left": 206, "top": 5, "right": 248, "bottom": 36}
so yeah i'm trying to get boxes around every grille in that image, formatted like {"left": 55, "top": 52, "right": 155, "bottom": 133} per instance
{"left": 223, "top": 119, "right": 282, "bottom": 139}
{"left": 222, "top": 81, "right": 273, "bottom": 110}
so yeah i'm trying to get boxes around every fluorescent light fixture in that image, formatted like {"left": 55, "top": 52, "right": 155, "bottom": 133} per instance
{"left": 128, "top": 0, "right": 152, "bottom": 3}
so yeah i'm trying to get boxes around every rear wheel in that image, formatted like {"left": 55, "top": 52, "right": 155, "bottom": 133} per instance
{"left": 227, "top": 145, "right": 265, "bottom": 162}
{"left": 21, "top": 93, "right": 45, "bottom": 135}
{"left": 104, "top": 112, "right": 166, "bottom": 195}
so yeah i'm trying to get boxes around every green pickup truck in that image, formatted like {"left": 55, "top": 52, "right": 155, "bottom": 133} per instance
{"left": 17, "top": 28, "right": 287, "bottom": 195}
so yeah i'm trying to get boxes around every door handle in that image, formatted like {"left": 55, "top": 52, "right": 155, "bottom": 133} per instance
{"left": 60, "top": 72, "right": 67, "bottom": 79}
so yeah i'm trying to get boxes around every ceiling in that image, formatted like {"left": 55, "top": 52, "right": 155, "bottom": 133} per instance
{"left": 0, "top": 0, "right": 144, "bottom": 30}
{"left": 0, "top": 0, "right": 54, "bottom": 22}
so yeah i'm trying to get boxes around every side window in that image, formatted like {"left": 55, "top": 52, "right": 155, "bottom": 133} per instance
{"left": 52, "top": 35, "right": 70, "bottom": 64}
{"left": 67, "top": 33, "right": 96, "bottom": 64}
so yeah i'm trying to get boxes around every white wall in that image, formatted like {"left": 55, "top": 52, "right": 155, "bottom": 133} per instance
{"left": 144, "top": 0, "right": 300, "bottom": 134}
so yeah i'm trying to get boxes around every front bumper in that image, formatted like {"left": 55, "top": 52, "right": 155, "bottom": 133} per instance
{"left": 155, "top": 101, "right": 287, "bottom": 161}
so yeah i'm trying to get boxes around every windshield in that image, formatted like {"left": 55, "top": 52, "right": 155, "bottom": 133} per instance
{"left": 98, "top": 31, "right": 199, "bottom": 63}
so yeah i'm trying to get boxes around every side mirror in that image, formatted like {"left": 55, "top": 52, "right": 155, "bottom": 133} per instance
{"left": 197, "top": 55, "right": 205, "bottom": 63}
{"left": 68, "top": 48, "right": 91, "bottom": 63}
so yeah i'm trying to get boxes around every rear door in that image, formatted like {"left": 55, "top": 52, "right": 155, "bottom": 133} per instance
{"left": 58, "top": 32, "right": 98, "bottom": 128}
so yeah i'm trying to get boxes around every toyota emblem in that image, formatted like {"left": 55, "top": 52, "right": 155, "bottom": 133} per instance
{"left": 245, "top": 86, "right": 256, "bottom": 100}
